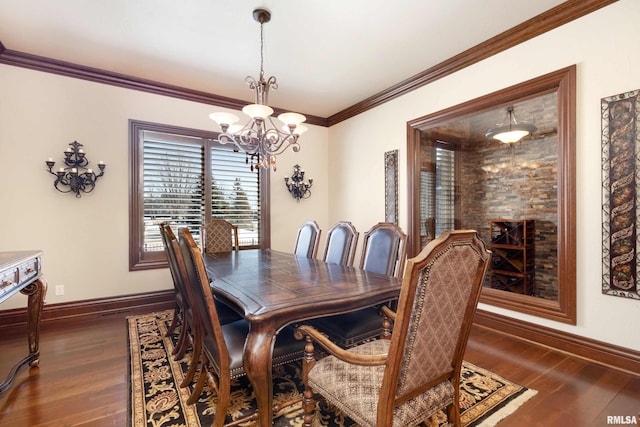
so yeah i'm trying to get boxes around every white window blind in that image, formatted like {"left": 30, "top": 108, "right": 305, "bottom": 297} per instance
{"left": 210, "top": 146, "right": 260, "bottom": 247}
{"left": 142, "top": 132, "right": 204, "bottom": 252}
{"left": 420, "top": 144, "right": 456, "bottom": 239}
{"left": 139, "top": 130, "right": 260, "bottom": 253}
{"left": 435, "top": 146, "right": 455, "bottom": 236}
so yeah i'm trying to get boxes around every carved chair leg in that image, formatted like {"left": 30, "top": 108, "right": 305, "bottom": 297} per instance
{"left": 212, "top": 373, "right": 231, "bottom": 427}
{"left": 187, "top": 354, "right": 208, "bottom": 405}
{"left": 301, "top": 336, "right": 318, "bottom": 427}
{"left": 166, "top": 303, "right": 181, "bottom": 337}
{"left": 447, "top": 401, "right": 460, "bottom": 427}
{"left": 181, "top": 333, "right": 203, "bottom": 387}
{"left": 173, "top": 320, "right": 190, "bottom": 358}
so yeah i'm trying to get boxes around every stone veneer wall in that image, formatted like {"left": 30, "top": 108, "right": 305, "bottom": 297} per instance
{"left": 419, "top": 92, "right": 559, "bottom": 300}
{"left": 459, "top": 133, "right": 558, "bottom": 300}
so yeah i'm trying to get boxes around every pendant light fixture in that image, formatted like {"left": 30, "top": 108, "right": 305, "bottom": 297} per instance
{"left": 485, "top": 106, "right": 537, "bottom": 144}
{"left": 209, "top": 8, "right": 307, "bottom": 171}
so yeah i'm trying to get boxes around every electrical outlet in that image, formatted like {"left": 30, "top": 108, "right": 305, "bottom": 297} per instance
{"left": 55, "top": 285, "right": 64, "bottom": 296}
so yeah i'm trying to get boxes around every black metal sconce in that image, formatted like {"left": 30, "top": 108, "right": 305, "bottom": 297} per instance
{"left": 284, "top": 164, "right": 312, "bottom": 201}
{"left": 45, "top": 141, "right": 106, "bottom": 197}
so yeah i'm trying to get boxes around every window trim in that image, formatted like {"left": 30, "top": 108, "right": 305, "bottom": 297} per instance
{"left": 128, "top": 119, "right": 271, "bottom": 271}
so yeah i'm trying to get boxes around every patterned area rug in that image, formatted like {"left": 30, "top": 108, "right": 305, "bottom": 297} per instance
{"left": 128, "top": 310, "right": 536, "bottom": 427}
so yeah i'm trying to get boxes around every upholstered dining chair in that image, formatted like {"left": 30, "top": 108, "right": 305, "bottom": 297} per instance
{"left": 310, "top": 222, "right": 407, "bottom": 348}
{"left": 321, "top": 221, "right": 359, "bottom": 266}
{"left": 359, "top": 222, "right": 407, "bottom": 278}
{"left": 201, "top": 219, "right": 239, "bottom": 254}
{"left": 296, "top": 230, "right": 491, "bottom": 427}
{"left": 177, "top": 228, "right": 305, "bottom": 424}
{"left": 159, "top": 223, "right": 186, "bottom": 339}
{"left": 160, "top": 224, "right": 241, "bottom": 365}
{"left": 293, "top": 220, "right": 321, "bottom": 259}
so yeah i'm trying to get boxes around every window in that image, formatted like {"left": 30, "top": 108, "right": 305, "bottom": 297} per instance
{"left": 129, "top": 120, "right": 270, "bottom": 270}
{"left": 420, "top": 142, "right": 456, "bottom": 240}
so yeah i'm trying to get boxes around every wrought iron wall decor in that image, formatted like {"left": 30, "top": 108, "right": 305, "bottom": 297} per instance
{"left": 601, "top": 88, "right": 640, "bottom": 300}
{"left": 284, "top": 164, "right": 312, "bottom": 201}
{"left": 45, "top": 141, "right": 106, "bottom": 197}
{"left": 385, "top": 150, "right": 398, "bottom": 224}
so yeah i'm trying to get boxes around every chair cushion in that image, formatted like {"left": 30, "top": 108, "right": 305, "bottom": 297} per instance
{"left": 308, "top": 340, "right": 454, "bottom": 427}
{"left": 308, "top": 307, "right": 384, "bottom": 348}
{"left": 206, "top": 322, "right": 305, "bottom": 380}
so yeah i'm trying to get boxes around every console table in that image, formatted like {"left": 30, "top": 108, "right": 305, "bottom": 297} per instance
{"left": 0, "top": 250, "right": 47, "bottom": 393}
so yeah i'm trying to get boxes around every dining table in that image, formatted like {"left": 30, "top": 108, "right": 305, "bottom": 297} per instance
{"left": 203, "top": 248, "right": 402, "bottom": 427}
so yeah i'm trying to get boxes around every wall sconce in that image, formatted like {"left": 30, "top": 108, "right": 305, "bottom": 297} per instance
{"left": 284, "top": 164, "right": 312, "bottom": 201}
{"left": 45, "top": 141, "right": 106, "bottom": 197}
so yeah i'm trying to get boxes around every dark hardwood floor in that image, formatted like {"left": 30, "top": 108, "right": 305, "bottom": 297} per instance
{"left": 0, "top": 310, "right": 638, "bottom": 427}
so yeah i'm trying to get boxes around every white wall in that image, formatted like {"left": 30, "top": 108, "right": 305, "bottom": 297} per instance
{"left": 0, "top": 65, "right": 328, "bottom": 309}
{"left": 328, "top": 0, "right": 640, "bottom": 351}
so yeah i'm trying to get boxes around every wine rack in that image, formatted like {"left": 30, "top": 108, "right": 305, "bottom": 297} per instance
{"left": 489, "top": 219, "right": 535, "bottom": 295}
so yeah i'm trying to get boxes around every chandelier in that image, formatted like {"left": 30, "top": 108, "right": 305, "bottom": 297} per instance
{"left": 209, "top": 8, "right": 307, "bottom": 171}
{"left": 485, "top": 106, "right": 537, "bottom": 144}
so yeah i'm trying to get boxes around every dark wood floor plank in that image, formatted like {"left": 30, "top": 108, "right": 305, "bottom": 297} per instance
{"left": 0, "top": 312, "right": 638, "bottom": 427}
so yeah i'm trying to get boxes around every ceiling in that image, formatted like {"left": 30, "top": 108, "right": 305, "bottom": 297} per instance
{"left": 0, "top": 1, "right": 569, "bottom": 118}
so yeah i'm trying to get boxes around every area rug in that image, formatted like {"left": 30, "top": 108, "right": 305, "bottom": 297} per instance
{"left": 128, "top": 310, "right": 536, "bottom": 427}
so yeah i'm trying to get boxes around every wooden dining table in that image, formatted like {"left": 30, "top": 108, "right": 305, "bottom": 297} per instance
{"left": 203, "top": 248, "right": 402, "bottom": 427}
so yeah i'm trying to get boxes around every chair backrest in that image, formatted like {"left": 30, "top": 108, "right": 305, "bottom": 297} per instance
{"left": 293, "top": 220, "right": 321, "bottom": 259}
{"left": 177, "top": 227, "right": 230, "bottom": 377}
{"left": 322, "top": 221, "right": 359, "bottom": 266}
{"left": 201, "top": 220, "right": 239, "bottom": 254}
{"left": 160, "top": 223, "right": 187, "bottom": 306}
{"left": 377, "top": 230, "right": 490, "bottom": 425}
{"left": 359, "top": 222, "right": 407, "bottom": 277}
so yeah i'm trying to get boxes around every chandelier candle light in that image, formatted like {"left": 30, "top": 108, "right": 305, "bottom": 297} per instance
{"left": 485, "top": 105, "right": 537, "bottom": 144}
{"left": 45, "top": 141, "right": 106, "bottom": 197}
{"left": 209, "top": 8, "right": 307, "bottom": 171}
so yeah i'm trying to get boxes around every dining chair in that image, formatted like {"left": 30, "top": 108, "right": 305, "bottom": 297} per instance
{"left": 177, "top": 228, "right": 305, "bottom": 424}
{"left": 159, "top": 223, "right": 186, "bottom": 339}
{"left": 201, "top": 219, "right": 239, "bottom": 254}
{"left": 296, "top": 230, "right": 491, "bottom": 427}
{"left": 293, "top": 220, "right": 321, "bottom": 259}
{"left": 359, "top": 222, "right": 407, "bottom": 278}
{"left": 310, "top": 222, "right": 407, "bottom": 348}
{"left": 321, "top": 221, "right": 359, "bottom": 266}
{"left": 160, "top": 224, "right": 241, "bottom": 364}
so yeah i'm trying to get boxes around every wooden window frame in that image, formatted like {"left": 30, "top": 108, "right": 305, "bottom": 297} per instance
{"left": 128, "top": 119, "right": 271, "bottom": 271}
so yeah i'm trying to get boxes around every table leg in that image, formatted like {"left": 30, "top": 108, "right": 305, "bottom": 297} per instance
{"left": 0, "top": 277, "right": 47, "bottom": 393}
{"left": 243, "top": 323, "right": 276, "bottom": 427}
{"left": 23, "top": 277, "right": 48, "bottom": 367}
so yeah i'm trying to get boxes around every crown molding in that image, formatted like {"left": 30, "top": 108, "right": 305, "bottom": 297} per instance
{"left": 327, "top": 0, "right": 618, "bottom": 126}
{"left": 0, "top": 48, "right": 329, "bottom": 127}
{"left": 0, "top": 0, "right": 617, "bottom": 128}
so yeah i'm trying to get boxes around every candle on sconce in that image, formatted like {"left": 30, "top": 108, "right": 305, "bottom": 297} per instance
{"left": 87, "top": 169, "right": 93, "bottom": 174}
{"left": 98, "top": 160, "right": 104, "bottom": 165}
{"left": 65, "top": 148, "right": 72, "bottom": 153}
{"left": 47, "top": 157, "right": 54, "bottom": 162}
{"left": 58, "top": 168, "right": 65, "bottom": 173}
